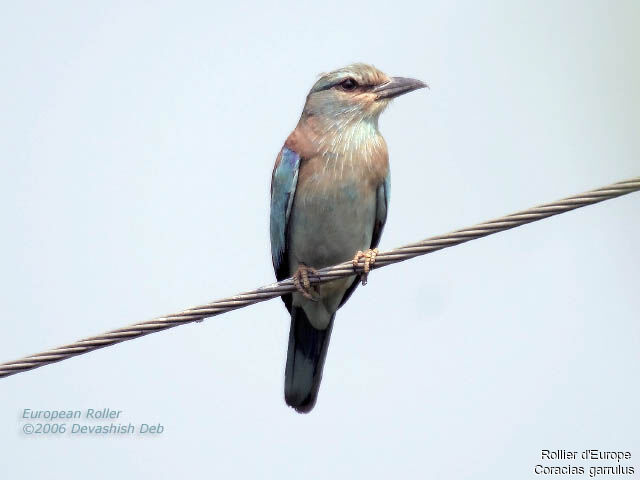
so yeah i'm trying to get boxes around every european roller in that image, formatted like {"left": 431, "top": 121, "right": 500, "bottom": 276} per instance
{"left": 270, "top": 63, "right": 426, "bottom": 413}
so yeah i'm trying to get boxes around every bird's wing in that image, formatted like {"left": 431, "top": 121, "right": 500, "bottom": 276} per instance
{"left": 270, "top": 146, "right": 301, "bottom": 284}
{"left": 371, "top": 170, "right": 391, "bottom": 249}
{"left": 338, "top": 171, "right": 390, "bottom": 309}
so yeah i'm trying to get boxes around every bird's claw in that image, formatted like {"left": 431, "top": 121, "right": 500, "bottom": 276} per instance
{"left": 352, "top": 248, "right": 379, "bottom": 285}
{"left": 292, "top": 264, "right": 320, "bottom": 301}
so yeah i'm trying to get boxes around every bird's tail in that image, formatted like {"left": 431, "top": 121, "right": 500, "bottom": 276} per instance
{"left": 284, "top": 306, "right": 335, "bottom": 413}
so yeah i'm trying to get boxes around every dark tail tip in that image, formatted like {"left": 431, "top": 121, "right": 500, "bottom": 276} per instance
{"left": 286, "top": 393, "right": 317, "bottom": 414}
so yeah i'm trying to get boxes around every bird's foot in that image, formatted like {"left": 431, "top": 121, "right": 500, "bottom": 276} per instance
{"left": 352, "top": 248, "right": 379, "bottom": 285}
{"left": 292, "top": 264, "right": 320, "bottom": 301}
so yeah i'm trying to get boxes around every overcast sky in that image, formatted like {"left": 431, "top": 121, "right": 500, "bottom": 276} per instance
{"left": 1, "top": 1, "right": 638, "bottom": 478}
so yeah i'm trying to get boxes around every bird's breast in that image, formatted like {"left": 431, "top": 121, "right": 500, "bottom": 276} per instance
{"left": 287, "top": 143, "right": 388, "bottom": 271}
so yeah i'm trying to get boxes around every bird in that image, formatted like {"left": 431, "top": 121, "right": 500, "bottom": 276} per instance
{"left": 270, "top": 63, "right": 427, "bottom": 413}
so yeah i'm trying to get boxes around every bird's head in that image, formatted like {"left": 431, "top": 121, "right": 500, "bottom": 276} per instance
{"left": 302, "top": 63, "right": 427, "bottom": 125}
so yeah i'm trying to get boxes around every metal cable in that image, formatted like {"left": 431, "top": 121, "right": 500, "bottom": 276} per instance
{"left": 1, "top": 176, "right": 638, "bottom": 379}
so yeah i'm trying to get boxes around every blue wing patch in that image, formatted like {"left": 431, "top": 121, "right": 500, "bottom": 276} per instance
{"left": 270, "top": 147, "right": 301, "bottom": 278}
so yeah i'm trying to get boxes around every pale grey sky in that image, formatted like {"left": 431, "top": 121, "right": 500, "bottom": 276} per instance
{"left": 1, "top": 1, "right": 638, "bottom": 478}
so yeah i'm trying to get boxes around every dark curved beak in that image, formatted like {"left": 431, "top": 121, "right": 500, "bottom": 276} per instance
{"left": 373, "top": 77, "right": 428, "bottom": 100}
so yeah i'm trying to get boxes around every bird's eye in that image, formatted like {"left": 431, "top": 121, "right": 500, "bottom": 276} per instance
{"left": 339, "top": 78, "right": 358, "bottom": 91}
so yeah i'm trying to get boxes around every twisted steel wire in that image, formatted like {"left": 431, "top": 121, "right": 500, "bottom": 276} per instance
{"left": 1, "top": 176, "right": 638, "bottom": 379}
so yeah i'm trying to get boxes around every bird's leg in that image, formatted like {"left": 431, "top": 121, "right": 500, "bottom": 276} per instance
{"left": 352, "top": 248, "right": 379, "bottom": 286}
{"left": 292, "top": 263, "right": 320, "bottom": 301}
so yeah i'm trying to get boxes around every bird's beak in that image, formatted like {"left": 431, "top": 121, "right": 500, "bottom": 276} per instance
{"left": 373, "top": 77, "right": 428, "bottom": 100}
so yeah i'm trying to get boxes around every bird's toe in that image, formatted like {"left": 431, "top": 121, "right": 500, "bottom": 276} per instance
{"left": 292, "top": 264, "right": 320, "bottom": 301}
{"left": 352, "top": 248, "right": 379, "bottom": 285}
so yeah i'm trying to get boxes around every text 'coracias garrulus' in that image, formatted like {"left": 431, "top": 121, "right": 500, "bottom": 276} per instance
{"left": 270, "top": 63, "right": 427, "bottom": 413}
